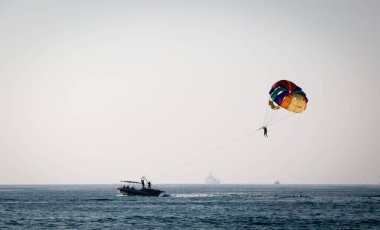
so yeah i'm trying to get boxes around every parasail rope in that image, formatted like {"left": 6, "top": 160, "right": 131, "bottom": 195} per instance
{"left": 266, "top": 113, "right": 296, "bottom": 127}
{"left": 262, "top": 104, "right": 271, "bottom": 127}
{"left": 152, "top": 105, "right": 297, "bottom": 182}
{"left": 152, "top": 128, "right": 259, "bottom": 182}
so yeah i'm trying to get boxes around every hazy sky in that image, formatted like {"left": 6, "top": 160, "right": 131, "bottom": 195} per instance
{"left": 1, "top": 0, "right": 379, "bottom": 184}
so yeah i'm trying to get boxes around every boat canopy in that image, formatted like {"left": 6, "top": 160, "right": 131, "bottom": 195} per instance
{"left": 120, "top": 180, "right": 141, "bottom": 184}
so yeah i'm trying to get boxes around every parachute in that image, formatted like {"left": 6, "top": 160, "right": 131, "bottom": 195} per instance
{"left": 263, "top": 80, "right": 308, "bottom": 128}
{"left": 269, "top": 80, "right": 308, "bottom": 113}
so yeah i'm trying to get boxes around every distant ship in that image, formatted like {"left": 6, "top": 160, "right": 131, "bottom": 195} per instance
{"left": 205, "top": 172, "right": 221, "bottom": 184}
{"left": 274, "top": 180, "right": 280, "bottom": 185}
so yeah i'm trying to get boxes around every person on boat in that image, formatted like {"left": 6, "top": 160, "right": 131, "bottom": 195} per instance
{"left": 141, "top": 178, "right": 145, "bottom": 189}
{"left": 262, "top": 126, "right": 268, "bottom": 138}
{"left": 148, "top": 181, "right": 151, "bottom": 189}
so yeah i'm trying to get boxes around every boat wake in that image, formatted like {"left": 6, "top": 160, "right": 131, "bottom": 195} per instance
{"left": 115, "top": 192, "right": 310, "bottom": 199}
{"left": 171, "top": 193, "right": 310, "bottom": 199}
{"left": 116, "top": 194, "right": 128, "bottom": 197}
{"left": 172, "top": 192, "right": 251, "bottom": 198}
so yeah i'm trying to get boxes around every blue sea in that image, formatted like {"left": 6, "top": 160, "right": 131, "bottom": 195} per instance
{"left": 1, "top": 184, "right": 379, "bottom": 229}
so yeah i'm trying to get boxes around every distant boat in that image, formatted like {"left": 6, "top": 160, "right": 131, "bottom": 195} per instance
{"left": 274, "top": 180, "right": 280, "bottom": 185}
{"left": 205, "top": 172, "right": 221, "bottom": 184}
{"left": 117, "top": 177, "right": 164, "bottom": 196}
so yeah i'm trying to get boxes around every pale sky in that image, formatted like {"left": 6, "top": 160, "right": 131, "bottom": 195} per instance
{"left": 1, "top": 0, "right": 379, "bottom": 184}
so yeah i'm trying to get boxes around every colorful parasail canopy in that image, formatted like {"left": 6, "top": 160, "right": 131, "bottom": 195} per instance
{"left": 269, "top": 80, "right": 308, "bottom": 113}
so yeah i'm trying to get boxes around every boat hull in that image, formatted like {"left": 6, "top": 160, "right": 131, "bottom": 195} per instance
{"left": 117, "top": 187, "right": 164, "bottom": 197}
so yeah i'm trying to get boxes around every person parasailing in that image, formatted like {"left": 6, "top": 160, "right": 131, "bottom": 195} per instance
{"left": 258, "top": 126, "right": 268, "bottom": 138}
{"left": 263, "top": 126, "right": 268, "bottom": 138}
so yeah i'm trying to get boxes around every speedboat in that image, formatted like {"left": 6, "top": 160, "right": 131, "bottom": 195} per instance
{"left": 117, "top": 177, "right": 164, "bottom": 197}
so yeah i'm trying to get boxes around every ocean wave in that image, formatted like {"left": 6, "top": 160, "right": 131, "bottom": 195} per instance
{"left": 0, "top": 201, "right": 50, "bottom": 204}
{"left": 85, "top": 198, "right": 113, "bottom": 202}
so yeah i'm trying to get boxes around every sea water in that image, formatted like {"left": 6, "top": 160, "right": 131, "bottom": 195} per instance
{"left": 1, "top": 184, "right": 379, "bottom": 229}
